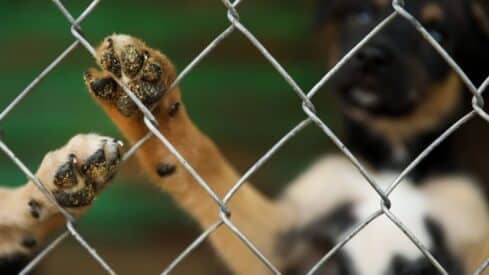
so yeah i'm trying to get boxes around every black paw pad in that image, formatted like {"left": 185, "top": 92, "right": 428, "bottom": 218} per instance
{"left": 156, "top": 163, "right": 176, "bottom": 177}
{"left": 52, "top": 182, "right": 96, "bottom": 208}
{"left": 169, "top": 102, "right": 180, "bottom": 117}
{"left": 53, "top": 155, "right": 78, "bottom": 189}
{"left": 116, "top": 94, "right": 137, "bottom": 117}
{"left": 115, "top": 80, "right": 164, "bottom": 117}
{"left": 128, "top": 80, "right": 165, "bottom": 106}
{"left": 142, "top": 57, "right": 163, "bottom": 82}
{"left": 88, "top": 77, "right": 118, "bottom": 100}
{"left": 81, "top": 149, "right": 107, "bottom": 183}
{"left": 120, "top": 45, "right": 144, "bottom": 78}
{"left": 21, "top": 237, "right": 37, "bottom": 249}
{"left": 100, "top": 41, "right": 122, "bottom": 78}
{"left": 28, "top": 200, "right": 42, "bottom": 219}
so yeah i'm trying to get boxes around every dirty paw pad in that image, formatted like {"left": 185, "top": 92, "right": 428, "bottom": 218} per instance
{"left": 40, "top": 134, "right": 123, "bottom": 208}
{"left": 84, "top": 71, "right": 119, "bottom": 101}
{"left": 95, "top": 34, "right": 169, "bottom": 116}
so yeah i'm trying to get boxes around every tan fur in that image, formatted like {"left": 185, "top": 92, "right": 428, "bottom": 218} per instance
{"left": 85, "top": 34, "right": 489, "bottom": 274}
{"left": 472, "top": 2, "right": 489, "bottom": 36}
{"left": 319, "top": 25, "right": 341, "bottom": 68}
{"left": 374, "top": 0, "right": 390, "bottom": 9}
{"left": 468, "top": 234, "right": 489, "bottom": 274}
{"left": 87, "top": 34, "right": 291, "bottom": 274}
{"left": 421, "top": 177, "right": 489, "bottom": 251}
{"left": 421, "top": 177, "right": 489, "bottom": 274}
{"left": 347, "top": 72, "right": 461, "bottom": 146}
{"left": 421, "top": 3, "right": 445, "bottom": 23}
{"left": 0, "top": 134, "right": 121, "bottom": 260}
{"left": 279, "top": 155, "right": 374, "bottom": 227}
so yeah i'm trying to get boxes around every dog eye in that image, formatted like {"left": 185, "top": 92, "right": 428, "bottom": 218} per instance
{"left": 349, "top": 11, "right": 372, "bottom": 25}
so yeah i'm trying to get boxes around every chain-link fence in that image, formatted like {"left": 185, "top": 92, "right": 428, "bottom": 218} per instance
{"left": 1, "top": 0, "right": 489, "bottom": 274}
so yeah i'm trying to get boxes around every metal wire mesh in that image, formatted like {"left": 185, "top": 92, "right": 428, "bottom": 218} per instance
{"left": 1, "top": 0, "right": 488, "bottom": 274}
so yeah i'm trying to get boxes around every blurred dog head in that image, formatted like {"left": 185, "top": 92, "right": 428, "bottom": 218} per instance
{"left": 317, "top": 0, "right": 489, "bottom": 120}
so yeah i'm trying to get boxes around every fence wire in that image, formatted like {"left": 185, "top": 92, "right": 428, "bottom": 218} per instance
{"left": 0, "top": 0, "right": 488, "bottom": 274}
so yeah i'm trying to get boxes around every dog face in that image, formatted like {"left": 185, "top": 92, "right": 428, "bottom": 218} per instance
{"left": 317, "top": 0, "right": 488, "bottom": 119}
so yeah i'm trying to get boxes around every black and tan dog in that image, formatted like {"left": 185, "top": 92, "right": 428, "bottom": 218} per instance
{"left": 316, "top": 0, "right": 489, "bottom": 183}
{"left": 78, "top": 1, "right": 489, "bottom": 273}
{"left": 3, "top": 0, "right": 488, "bottom": 274}
{"left": 299, "top": 0, "right": 489, "bottom": 273}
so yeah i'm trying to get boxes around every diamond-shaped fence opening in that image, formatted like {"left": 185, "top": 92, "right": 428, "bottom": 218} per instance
{"left": 1, "top": 0, "right": 488, "bottom": 274}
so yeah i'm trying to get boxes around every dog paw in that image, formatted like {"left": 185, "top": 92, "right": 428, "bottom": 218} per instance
{"left": 85, "top": 34, "right": 176, "bottom": 117}
{"left": 0, "top": 134, "right": 122, "bottom": 274}
{"left": 34, "top": 134, "right": 122, "bottom": 209}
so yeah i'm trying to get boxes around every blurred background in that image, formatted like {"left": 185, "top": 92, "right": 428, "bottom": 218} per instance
{"left": 3, "top": 1, "right": 489, "bottom": 274}
{"left": 0, "top": 0, "right": 344, "bottom": 274}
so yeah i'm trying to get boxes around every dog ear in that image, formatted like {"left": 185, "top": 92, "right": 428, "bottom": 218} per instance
{"left": 470, "top": 0, "right": 489, "bottom": 39}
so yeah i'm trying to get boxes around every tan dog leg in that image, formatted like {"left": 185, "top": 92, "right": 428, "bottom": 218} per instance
{"left": 84, "top": 34, "right": 289, "bottom": 274}
{"left": 0, "top": 134, "right": 122, "bottom": 273}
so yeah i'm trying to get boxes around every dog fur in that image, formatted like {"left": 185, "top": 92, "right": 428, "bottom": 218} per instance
{"left": 80, "top": 21, "right": 488, "bottom": 274}
{"left": 0, "top": 134, "right": 122, "bottom": 274}
{"left": 2, "top": 0, "right": 488, "bottom": 273}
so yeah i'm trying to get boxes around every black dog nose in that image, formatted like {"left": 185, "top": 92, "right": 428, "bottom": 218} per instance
{"left": 355, "top": 45, "right": 390, "bottom": 72}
